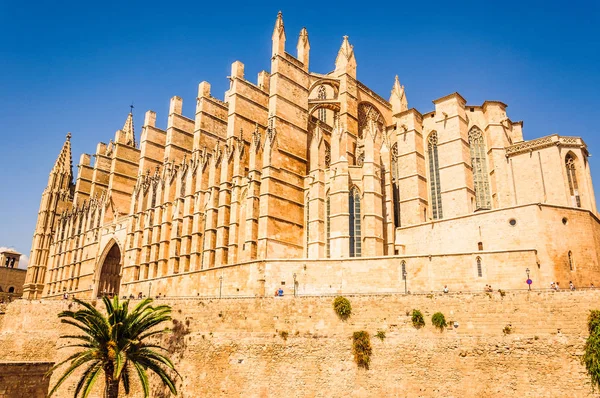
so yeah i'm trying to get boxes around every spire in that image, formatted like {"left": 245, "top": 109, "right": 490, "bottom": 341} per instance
{"left": 335, "top": 36, "right": 356, "bottom": 78}
{"left": 389, "top": 75, "right": 408, "bottom": 114}
{"left": 52, "top": 133, "right": 73, "bottom": 176}
{"left": 272, "top": 11, "right": 286, "bottom": 57}
{"left": 122, "top": 104, "right": 135, "bottom": 147}
{"left": 297, "top": 27, "right": 310, "bottom": 71}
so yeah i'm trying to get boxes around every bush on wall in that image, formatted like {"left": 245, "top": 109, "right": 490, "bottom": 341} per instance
{"left": 582, "top": 310, "right": 600, "bottom": 391}
{"left": 411, "top": 309, "right": 425, "bottom": 329}
{"left": 431, "top": 312, "right": 447, "bottom": 331}
{"left": 333, "top": 296, "right": 352, "bottom": 320}
{"left": 352, "top": 331, "right": 372, "bottom": 369}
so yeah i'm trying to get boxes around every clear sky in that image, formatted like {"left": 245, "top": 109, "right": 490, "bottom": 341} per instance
{"left": 1, "top": 0, "right": 598, "bottom": 266}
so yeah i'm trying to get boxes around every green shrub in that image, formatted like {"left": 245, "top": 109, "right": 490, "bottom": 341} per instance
{"left": 582, "top": 311, "right": 600, "bottom": 392}
{"left": 352, "top": 331, "right": 372, "bottom": 369}
{"left": 503, "top": 324, "right": 512, "bottom": 335}
{"left": 333, "top": 296, "right": 352, "bottom": 320}
{"left": 411, "top": 309, "right": 425, "bottom": 329}
{"left": 375, "top": 330, "right": 386, "bottom": 341}
{"left": 431, "top": 312, "right": 447, "bottom": 331}
{"left": 279, "top": 330, "right": 289, "bottom": 341}
{"left": 588, "top": 310, "right": 600, "bottom": 334}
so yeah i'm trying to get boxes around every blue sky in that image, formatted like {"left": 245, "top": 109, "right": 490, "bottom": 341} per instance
{"left": 0, "top": 0, "right": 598, "bottom": 265}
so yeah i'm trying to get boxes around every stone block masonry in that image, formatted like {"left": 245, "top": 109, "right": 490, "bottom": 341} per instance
{"left": 0, "top": 362, "right": 53, "bottom": 398}
{"left": 1, "top": 291, "right": 600, "bottom": 397}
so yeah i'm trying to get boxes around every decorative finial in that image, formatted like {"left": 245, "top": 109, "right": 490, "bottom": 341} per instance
{"left": 66, "top": 132, "right": 72, "bottom": 141}
{"left": 343, "top": 35, "right": 348, "bottom": 40}
{"left": 130, "top": 103, "right": 134, "bottom": 114}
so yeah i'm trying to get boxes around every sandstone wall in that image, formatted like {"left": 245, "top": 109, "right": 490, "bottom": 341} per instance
{"left": 0, "top": 362, "right": 53, "bottom": 398}
{"left": 1, "top": 292, "right": 600, "bottom": 397}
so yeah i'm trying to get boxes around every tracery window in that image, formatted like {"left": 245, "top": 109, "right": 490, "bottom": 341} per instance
{"left": 477, "top": 257, "right": 482, "bottom": 277}
{"left": 317, "top": 85, "right": 327, "bottom": 123}
{"left": 326, "top": 194, "right": 331, "bottom": 258}
{"left": 305, "top": 194, "right": 310, "bottom": 257}
{"left": 427, "top": 132, "right": 443, "bottom": 219}
{"left": 391, "top": 143, "right": 401, "bottom": 228}
{"left": 565, "top": 154, "right": 581, "bottom": 207}
{"left": 358, "top": 103, "right": 384, "bottom": 139}
{"left": 324, "top": 142, "right": 331, "bottom": 168}
{"left": 469, "top": 127, "right": 491, "bottom": 210}
{"left": 349, "top": 187, "right": 362, "bottom": 257}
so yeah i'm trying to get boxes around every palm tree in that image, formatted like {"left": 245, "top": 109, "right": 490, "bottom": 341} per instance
{"left": 47, "top": 296, "right": 179, "bottom": 398}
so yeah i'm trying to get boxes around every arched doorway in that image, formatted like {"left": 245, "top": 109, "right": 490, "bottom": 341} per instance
{"left": 98, "top": 243, "right": 122, "bottom": 297}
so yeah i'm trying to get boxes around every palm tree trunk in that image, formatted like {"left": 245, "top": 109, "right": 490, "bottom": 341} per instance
{"left": 104, "top": 373, "right": 120, "bottom": 398}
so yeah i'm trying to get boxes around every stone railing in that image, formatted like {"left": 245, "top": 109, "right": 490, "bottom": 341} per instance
{"left": 505, "top": 134, "right": 584, "bottom": 156}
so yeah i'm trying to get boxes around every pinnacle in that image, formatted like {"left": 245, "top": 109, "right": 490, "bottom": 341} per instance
{"left": 52, "top": 132, "right": 73, "bottom": 177}
{"left": 122, "top": 110, "right": 135, "bottom": 147}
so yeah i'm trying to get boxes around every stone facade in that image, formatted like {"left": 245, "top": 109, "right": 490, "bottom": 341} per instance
{"left": 0, "top": 249, "right": 25, "bottom": 300}
{"left": 1, "top": 292, "right": 599, "bottom": 397}
{"left": 23, "top": 12, "right": 600, "bottom": 300}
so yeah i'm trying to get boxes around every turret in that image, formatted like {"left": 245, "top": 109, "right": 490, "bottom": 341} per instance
{"left": 272, "top": 11, "right": 286, "bottom": 57}
{"left": 334, "top": 36, "right": 356, "bottom": 78}
{"left": 23, "top": 133, "right": 74, "bottom": 299}
{"left": 297, "top": 27, "right": 310, "bottom": 71}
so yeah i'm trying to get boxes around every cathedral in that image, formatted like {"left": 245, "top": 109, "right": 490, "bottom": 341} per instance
{"left": 23, "top": 13, "right": 600, "bottom": 300}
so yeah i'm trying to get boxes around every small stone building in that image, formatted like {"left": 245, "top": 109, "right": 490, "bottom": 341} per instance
{"left": 22, "top": 13, "right": 600, "bottom": 299}
{"left": 0, "top": 249, "right": 25, "bottom": 300}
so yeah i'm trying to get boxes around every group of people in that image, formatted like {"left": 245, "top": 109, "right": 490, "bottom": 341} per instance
{"left": 484, "top": 284, "right": 494, "bottom": 292}
{"left": 549, "top": 281, "right": 595, "bottom": 291}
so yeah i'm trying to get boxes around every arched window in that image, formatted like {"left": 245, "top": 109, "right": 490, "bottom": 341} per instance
{"left": 478, "top": 242, "right": 483, "bottom": 251}
{"left": 391, "top": 143, "right": 401, "bottom": 228}
{"left": 349, "top": 187, "right": 362, "bottom": 257}
{"left": 326, "top": 194, "right": 331, "bottom": 258}
{"left": 565, "top": 154, "right": 581, "bottom": 207}
{"left": 8, "top": 286, "right": 15, "bottom": 294}
{"left": 428, "top": 132, "right": 443, "bottom": 219}
{"left": 568, "top": 250, "right": 574, "bottom": 271}
{"left": 305, "top": 194, "right": 310, "bottom": 257}
{"left": 317, "top": 85, "right": 327, "bottom": 122}
{"left": 324, "top": 142, "right": 331, "bottom": 168}
{"left": 476, "top": 257, "right": 482, "bottom": 277}
{"left": 401, "top": 261, "right": 406, "bottom": 280}
{"left": 469, "top": 127, "right": 491, "bottom": 210}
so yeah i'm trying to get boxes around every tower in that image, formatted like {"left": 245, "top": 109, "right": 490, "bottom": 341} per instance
{"left": 23, "top": 134, "right": 74, "bottom": 299}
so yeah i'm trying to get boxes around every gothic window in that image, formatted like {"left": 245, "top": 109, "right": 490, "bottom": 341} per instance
{"left": 401, "top": 261, "right": 406, "bottom": 280}
{"left": 305, "top": 194, "right": 310, "bottom": 257}
{"left": 317, "top": 85, "right": 327, "bottom": 122}
{"left": 477, "top": 257, "right": 482, "bottom": 277}
{"left": 566, "top": 154, "right": 581, "bottom": 207}
{"left": 8, "top": 286, "right": 15, "bottom": 294}
{"left": 428, "top": 132, "right": 443, "bottom": 219}
{"left": 358, "top": 103, "right": 384, "bottom": 139}
{"left": 469, "top": 127, "right": 491, "bottom": 210}
{"left": 324, "top": 142, "right": 331, "bottom": 168}
{"left": 568, "top": 250, "right": 574, "bottom": 271}
{"left": 349, "top": 186, "right": 362, "bottom": 257}
{"left": 391, "top": 143, "right": 401, "bottom": 228}
{"left": 326, "top": 194, "right": 331, "bottom": 258}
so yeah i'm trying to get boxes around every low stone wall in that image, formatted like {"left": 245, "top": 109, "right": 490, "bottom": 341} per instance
{"left": 1, "top": 291, "right": 600, "bottom": 397}
{"left": 0, "top": 362, "right": 53, "bottom": 398}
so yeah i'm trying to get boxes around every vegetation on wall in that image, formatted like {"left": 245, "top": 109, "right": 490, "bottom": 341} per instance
{"left": 352, "top": 331, "right": 372, "bottom": 369}
{"left": 375, "top": 330, "right": 386, "bottom": 341}
{"left": 582, "top": 310, "right": 600, "bottom": 391}
{"left": 411, "top": 309, "right": 425, "bottom": 329}
{"left": 503, "top": 324, "right": 513, "bottom": 335}
{"left": 279, "top": 330, "right": 289, "bottom": 341}
{"left": 333, "top": 296, "right": 352, "bottom": 320}
{"left": 431, "top": 312, "right": 447, "bottom": 331}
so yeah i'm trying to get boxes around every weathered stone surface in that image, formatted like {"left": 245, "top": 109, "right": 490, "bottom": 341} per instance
{"left": 1, "top": 291, "right": 599, "bottom": 397}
